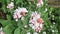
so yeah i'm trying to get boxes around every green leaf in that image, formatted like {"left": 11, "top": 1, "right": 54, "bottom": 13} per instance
{"left": 3, "top": 24, "right": 15, "bottom": 34}
{"left": 14, "top": 28, "right": 21, "bottom": 34}
{"left": 6, "top": 15, "right": 11, "bottom": 20}
{"left": 7, "top": 0, "right": 11, "bottom": 4}
{"left": 16, "top": 0, "right": 22, "bottom": 4}
{"left": 0, "top": 20, "right": 11, "bottom": 27}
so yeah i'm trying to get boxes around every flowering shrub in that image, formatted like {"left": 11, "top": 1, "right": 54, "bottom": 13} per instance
{"left": 0, "top": 0, "right": 59, "bottom": 34}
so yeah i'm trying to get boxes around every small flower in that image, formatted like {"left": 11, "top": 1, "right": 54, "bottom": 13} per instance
{"left": 45, "top": 8, "right": 48, "bottom": 12}
{"left": 7, "top": 2, "right": 14, "bottom": 9}
{"left": 15, "top": 19, "right": 18, "bottom": 21}
{"left": 52, "top": 30, "right": 55, "bottom": 32}
{"left": 53, "top": 22, "right": 55, "bottom": 25}
{"left": 29, "top": 12, "right": 44, "bottom": 32}
{"left": 37, "top": 0, "right": 43, "bottom": 7}
{"left": 13, "top": 7, "right": 28, "bottom": 21}
{"left": 33, "top": 32, "right": 38, "bottom": 34}
{"left": 24, "top": 25, "right": 28, "bottom": 28}
{"left": 27, "top": 32, "right": 30, "bottom": 34}
{"left": 52, "top": 18, "right": 54, "bottom": 20}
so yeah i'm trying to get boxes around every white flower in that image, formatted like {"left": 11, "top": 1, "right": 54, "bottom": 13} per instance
{"left": 15, "top": 19, "right": 18, "bottom": 21}
{"left": 53, "top": 22, "right": 55, "bottom": 25}
{"left": 24, "top": 25, "right": 28, "bottom": 28}
{"left": 45, "top": 8, "right": 48, "bottom": 12}
{"left": 43, "top": 32, "right": 46, "bottom": 34}
{"left": 52, "top": 30, "right": 55, "bottom": 32}
{"left": 27, "top": 32, "right": 30, "bottom": 34}
{"left": 13, "top": 7, "right": 28, "bottom": 21}
{"left": 34, "top": 32, "right": 38, "bottom": 34}
{"left": 52, "top": 18, "right": 54, "bottom": 20}
{"left": 37, "top": 0, "right": 43, "bottom": 7}
{"left": 7, "top": 2, "right": 14, "bottom": 9}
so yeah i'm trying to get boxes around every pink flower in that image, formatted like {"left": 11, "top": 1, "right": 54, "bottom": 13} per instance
{"left": 37, "top": 0, "right": 43, "bottom": 7}
{"left": 31, "top": 12, "right": 40, "bottom": 19}
{"left": 29, "top": 12, "right": 44, "bottom": 32}
{"left": 7, "top": 2, "right": 14, "bottom": 9}
{"left": 13, "top": 7, "right": 28, "bottom": 21}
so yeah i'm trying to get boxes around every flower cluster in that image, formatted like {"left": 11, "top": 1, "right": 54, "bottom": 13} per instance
{"left": 29, "top": 12, "right": 44, "bottom": 32}
{"left": 6, "top": 0, "right": 44, "bottom": 33}
{"left": 13, "top": 7, "right": 28, "bottom": 21}
{"left": 37, "top": 0, "right": 43, "bottom": 7}
{"left": 7, "top": 2, "right": 14, "bottom": 10}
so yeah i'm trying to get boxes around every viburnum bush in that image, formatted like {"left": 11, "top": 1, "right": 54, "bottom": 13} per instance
{"left": 0, "top": 0, "right": 59, "bottom": 34}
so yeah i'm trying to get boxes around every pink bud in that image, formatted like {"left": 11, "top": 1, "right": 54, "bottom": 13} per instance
{"left": 37, "top": 0, "right": 43, "bottom": 7}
